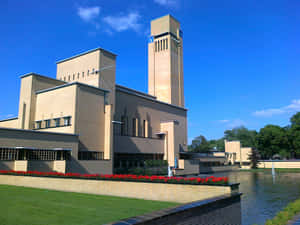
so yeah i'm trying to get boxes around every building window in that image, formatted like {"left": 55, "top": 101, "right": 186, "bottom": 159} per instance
{"left": 73, "top": 74, "right": 75, "bottom": 80}
{"left": 160, "top": 40, "right": 162, "bottom": 51}
{"left": 143, "top": 120, "right": 148, "bottom": 138}
{"left": 157, "top": 41, "right": 160, "bottom": 52}
{"left": 35, "top": 121, "right": 42, "bottom": 129}
{"left": 163, "top": 39, "right": 165, "bottom": 50}
{"left": 63, "top": 77, "right": 66, "bottom": 81}
{"left": 132, "top": 118, "right": 138, "bottom": 137}
{"left": 68, "top": 75, "right": 70, "bottom": 81}
{"left": 77, "top": 73, "right": 80, "bottom": 79}
{"left": 78, "top": 151, "right": 104, "bottom": 160}
{"left": 64, "top": 116, "right": 71, "bottom": 126}
{"left": 82, "top": 72, "right": 84, "bottom": 78}
{"left": 92, "top": 68, "right": 95, "bottom": 74}
{"left": 54, "top": 118, "right": 60, "bottom": 127}
{"left": 155, "top": 41, "right": 157, "bottom": 52}
{"left": 87, "top": 70, "right": 89, "bottom": 76}
{"left": 121, "top": 116, "right": 128, "bottom": 136}
{"left": 45, "top": 120, "right": 51, "bottom": 128}
{"left": 166, "top": 38, "right": 168, "bottom": 49}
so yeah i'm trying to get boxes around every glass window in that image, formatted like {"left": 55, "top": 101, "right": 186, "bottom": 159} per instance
{"left": 87, "top": 70, "right": 89, "bottom": 76}
{"left": 64, "top": 117, "right": 71, "bottom": 126}
{"left": 132, "top": 118, "right": 138, "bottom": 137}
{"left": 155, "top": 41, "right": 157, "bottom": 52}
{"left": 73, "top": 74, "right": 75, "bottom": 80}
{"left": 82, "top": 72, "right": 84, "bottom": 78}
{"left": 36, "top": 121, "right": 42, "bottom": 129}
{"left": 54, "top": 118, "right": 60, "bottom": 127}
{"left": 166, "top": 38, "right": 168, "bottom": 49}
{"left": 45, "top": 120, "right": 51, "bottom": 128}
{"left": 77, "top": 73, "right": 80, "bottom": 79}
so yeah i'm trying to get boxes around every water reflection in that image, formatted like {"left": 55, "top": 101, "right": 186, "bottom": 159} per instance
{"left": 216, "top": 171, "right": 300, "bottom": 225}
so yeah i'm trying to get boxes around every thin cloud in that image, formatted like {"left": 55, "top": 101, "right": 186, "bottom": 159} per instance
{"left": 253, "top": 99, "right": 300, "bottom": 117}
{"left": 217, "top": 119, "right": 246, "bottom": 128}
{"left": 103, "top": 12, "right": 142, "bottom": 33}
{"left": 77, "top": 6, "right": 100, "bottom": 22}
{"left": 154, "top": 0, "right": 179, "bottom": 7}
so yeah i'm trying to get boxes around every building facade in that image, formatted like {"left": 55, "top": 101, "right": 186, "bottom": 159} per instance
{"left": 0, "top": 15, "right": 190, "bottom": 174}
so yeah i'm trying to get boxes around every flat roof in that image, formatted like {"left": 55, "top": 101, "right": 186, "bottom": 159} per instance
{"left": 36, "top": 81, "right": 110, "bottom": 95}
{"left": 0, "top": 117, "right": 18, "bottom": 122}
{"left": 20, "top": 73, "right": 66, "bottom": 84}
{"left": 116, "top": 85, "right": 188, "bottom": 111}
{"left": 0, "top": 127, "right": 78, "bottom": 137}
{"left": 56, "top": 47, "right": 117, "bottom": 64}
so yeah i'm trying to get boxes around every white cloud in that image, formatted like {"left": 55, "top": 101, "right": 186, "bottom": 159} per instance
{"left": 103, "top": 12, "right": 141, "bottom": 32}
{"left": 253, "top": 99, "right": 300, "bottom": 117}
{"left": 217, "top": 119, "right": 246, "bottom": 128}
{"left": 154, "top": 0, "right": 179, "bottom": 7}
{"left": 77, "top": 6, "right": 100, "bottom": 22}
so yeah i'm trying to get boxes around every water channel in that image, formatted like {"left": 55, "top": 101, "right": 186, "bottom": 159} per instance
{"left": 213, "top": 171, "right": 300, "bottom": 225}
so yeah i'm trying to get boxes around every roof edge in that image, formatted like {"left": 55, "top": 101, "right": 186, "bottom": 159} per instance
{"left": 56, "top": 47, "right": 117, "bottom": 64}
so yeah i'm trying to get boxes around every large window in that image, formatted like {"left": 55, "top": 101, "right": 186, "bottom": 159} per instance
{"left": 78, "top": 151, "right": 104, "bottom": 160}
{"left": 45, "top": 120, "right": 51, "bottom": 128}
{"left": 64, "top": 116, "right": 71, "bottom": 126}
{"left": 35, "top": 121, "right": 42, "bottom": 129}
{"left": 132, "top": 118, "right": 138, "bottom": 137}
{"left": 143, "top": 120, "right": 148, "bottom": 138}
{"left": 54, "top": 118, "right": 60, "bottom": 127}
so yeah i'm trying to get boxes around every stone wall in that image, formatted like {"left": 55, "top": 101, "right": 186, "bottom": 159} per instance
{"left": 109, "top": 193, "right": 242, "bottom": 225}
{"left": 0, "top": 175, "right": 236, "bottom": 203}
{"left": 258, "top": 160, "right": 300, "bottom": 169}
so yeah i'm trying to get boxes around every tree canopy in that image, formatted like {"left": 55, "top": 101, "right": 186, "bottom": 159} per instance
{"left": 189, "top": 112, "right": 300, "bottom": 159}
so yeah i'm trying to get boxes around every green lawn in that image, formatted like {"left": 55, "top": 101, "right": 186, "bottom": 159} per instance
{"left": 0, "top": 185, "right": 178, "bottom": 225}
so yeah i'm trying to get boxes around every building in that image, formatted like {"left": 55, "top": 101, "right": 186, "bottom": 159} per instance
{"left": 224, "top": 140, "right": 252, "bottom": 167}
{"left": 0, "top": 15, "right": 191, "bottom": 174}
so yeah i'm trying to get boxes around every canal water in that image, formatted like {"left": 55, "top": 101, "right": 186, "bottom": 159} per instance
{"left": 215, "top": 171, "right": 300, "bottom": 225}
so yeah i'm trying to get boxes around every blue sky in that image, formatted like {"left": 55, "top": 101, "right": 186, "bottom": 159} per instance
{"left": 1, "top": 0, "right": 300, "bottom": 143}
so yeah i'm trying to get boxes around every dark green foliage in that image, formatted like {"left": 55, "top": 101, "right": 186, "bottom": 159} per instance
{"left": 256, "top": 125, "right": 289, "bottom": 159}
{"left": 190, "top": 112, "right": 300, "bottom": 159}
{"left": 224, "top": 126, "right": 257, "bottom": 149}
{"left": 247, "top": 148, "right": 260, "bottom": 169}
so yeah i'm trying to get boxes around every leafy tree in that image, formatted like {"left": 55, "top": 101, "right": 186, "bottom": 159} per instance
{"left": 291, "top": 112, "right": 300, "bottom": 126}
{"left": 288, "top": 112, "right": 300, "bottom": 158}
{"left": 189, "top": 135, "right": 210, "bottom": 152}
{"left": 256, "top": 125, "right": 289, "bottom": 159}
{"left": 224, "top": 126, "right": 257, "bottom": 149}
{"left": 248, "top": 148, "right": 260, "bottom": 169}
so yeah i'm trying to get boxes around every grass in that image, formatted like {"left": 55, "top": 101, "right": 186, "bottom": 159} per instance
{"left": 239, "top": 168, "right": 300, "bottom": 173}
{"left": 265, "top": 198, "right": 300, "bottom": 225}
{"left": 0, "top": 184, "right": 178, "bottom": 225}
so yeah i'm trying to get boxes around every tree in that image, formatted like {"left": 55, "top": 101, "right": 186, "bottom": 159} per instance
{"left": 224, "top": 126, "right": 257, "bottom": 149}
{"left": 288, "top": 112, "right": 300, "bottom": 158}
{"left": 256, "top": 125, "right": 289, "bottom": 159}
{"left": 189, "top": 135, "right": 210, "bottom": 152}
{"left": 248, "top": 148, "right": 260, "bottom": 169}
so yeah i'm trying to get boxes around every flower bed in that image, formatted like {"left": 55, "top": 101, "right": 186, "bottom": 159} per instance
{"left": 0, "top": 170, "right": 228, "bottom": 185}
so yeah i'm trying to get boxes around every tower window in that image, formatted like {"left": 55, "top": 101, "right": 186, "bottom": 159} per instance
{"left": 132, "top": 118, "right": 138, "bottom": 137}
{"left": 166, "top": 38, "right": 168, "bottom": 49}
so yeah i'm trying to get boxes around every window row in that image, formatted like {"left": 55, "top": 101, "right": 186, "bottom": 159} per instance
{"left": 114, "top": 117, "right": 149, "bottom": 138}
{"left": 0, "top": 148, "right": 70, "bottom": 161}
{"left": 35, "top": 116, "right": 71, "bottom": 130}
{"left": 78, "top": 151, "right": 104, "bottom": 160}
{"left": 155, "top": 38, "right": 168, "bottom": 52}
{"left": 59, "top": 68, "right": 97, "bottom": 82}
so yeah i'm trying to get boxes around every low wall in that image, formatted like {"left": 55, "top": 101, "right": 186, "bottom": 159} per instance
{"left": 0, "top": 175, "right": 237, "bottom": 203}
{"left": 258, "top": 160, "right": 300, "bottom": 169}
{"left": 109, "top": 193, "right": 242, "bottom": 225}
